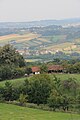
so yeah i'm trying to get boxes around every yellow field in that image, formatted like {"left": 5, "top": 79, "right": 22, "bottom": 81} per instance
{"left": 44, "top": 42, "right": 77, "bottom": 53}
{"left": 0, "top": 34, "right": 19, "bottom": 41}
{"left": 38, "top": 38, "right": 50, "bottom": 42}
{"left": 0, "top": 33, "right": 40, "bottom": 44}
{"left": 25, "top": 59, "right": 41, "bottom": 62}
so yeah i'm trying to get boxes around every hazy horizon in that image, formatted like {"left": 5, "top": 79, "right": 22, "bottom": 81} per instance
{"left": 0, "top": 17, "right": 80, "bottom": 23}
{"left": 0, "top": 0, "right": 80, "bottom": 22}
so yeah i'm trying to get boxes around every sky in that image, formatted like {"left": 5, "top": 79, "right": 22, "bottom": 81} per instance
{"left": 0, "top": 0, "right": 80, "bottom": 22}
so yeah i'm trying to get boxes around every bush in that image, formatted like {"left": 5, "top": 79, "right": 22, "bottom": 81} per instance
{"left": 28, "top": 74, "right": 52, "bottom": 105}
{"left": 13, "top": 67, "right": 25, "bottom": 79}
{"left": 0, "top": 65, "right": 25, "bottom": 81}
{"left": 47, "top": 90, "right": 61, "bottom": 111}
{"left": 18, "top": 94, "right": 28, "bottom": 106}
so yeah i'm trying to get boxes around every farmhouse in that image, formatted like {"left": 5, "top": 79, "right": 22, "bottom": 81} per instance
{"left": 31, "top": 65, "right": 64, "bottom": 74}
{"left": 32, "top": 66, "right": 40, "bottom": 74}
{"left": 48, "top": 65, "right": 64, "bottom": 73}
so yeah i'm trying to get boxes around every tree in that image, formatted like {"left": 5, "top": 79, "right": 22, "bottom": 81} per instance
{"left": 0, "top": 44, "right": 26, "bottom": 80}
{"left": 3, "top": 81, "right": 13, "bottom": 101}
{"left": 25, "top": 67, "right": 32, "bottom": 76}
{"left": 40, "top": 64, "right": 48, "bottom": 73}
{"left": 0, "top": 65, "right": 25, "bottom": 81}
{"left": 0, "top": 65, "right": 12, "bottom": 80}
{"left": 0, "top": 87, "right": 5, "bottom": 102}
{"left": 28, "top": 74, "right": 52, "bottom": 105}
{"left": 52, "top": 75, "right": 61, "bottom": 95}
{"left": 73, "top": 62, "right": 80, "bottom": 73}
{"left": 48, "top": 90, "right": 61, "bottom": 111}
{"left": 60, "top": 78, "right": 78, "bottom": 97}
{"left": 76, "top": 93, "right": 80, "bottom": 112}
{"left": 60, "top": 95, "right": 71, "bottom": 111}
{"left": 60, "top": 78, "right": 79, "bottom": 111}
{"left": 0, "top": 44, "right": 25, "bottom": 67}
{"left": 23, "top": 79, "right": 30, "bottom": 94}
{"left": 53, "top": 58, "right": 60, "bottom": 64}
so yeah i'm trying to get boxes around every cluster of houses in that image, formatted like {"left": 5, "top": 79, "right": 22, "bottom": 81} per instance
{"left": 31, "top": 65, "right": 64, "bottom": 74}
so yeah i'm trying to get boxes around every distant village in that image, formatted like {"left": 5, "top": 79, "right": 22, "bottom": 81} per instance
{"left": 17, "top": 44, "right": 77, "bottom": 57}
{"left": 18, "top": 48, "right": 53, "bottom": 56}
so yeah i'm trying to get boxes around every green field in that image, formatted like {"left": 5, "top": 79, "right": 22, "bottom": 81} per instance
{"left": 53, "top": 73, "right": 80, "bottom": 82}
{"left": 0, "top": 73, "right": 80, "bottom": 87}
{"left": 0, "top": 103, "right": 80, "bottom": 120}
{"left": 0, "top": 77, "right": 26, "bottom": 87}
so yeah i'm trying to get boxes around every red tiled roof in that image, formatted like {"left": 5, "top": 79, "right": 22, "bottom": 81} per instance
{"left": 32, "top": 66, "right": 40, "bottom": 72}
{"left": 48, "top": 65, "right": 63, "bottom": 71}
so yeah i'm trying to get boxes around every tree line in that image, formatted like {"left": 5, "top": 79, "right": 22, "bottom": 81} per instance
{"left": 0, "top": 44, "right": 29, "bottom": 81}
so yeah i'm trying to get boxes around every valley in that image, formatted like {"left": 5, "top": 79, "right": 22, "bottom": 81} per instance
{"left": 0, "top": 19, "right": 80, "bottom": 62}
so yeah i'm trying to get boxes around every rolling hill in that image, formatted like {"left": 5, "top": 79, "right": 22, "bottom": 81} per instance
{"left": 0, "top": 19, "right": 80, "bottom": 61}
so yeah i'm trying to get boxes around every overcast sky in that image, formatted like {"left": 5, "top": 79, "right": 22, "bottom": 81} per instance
{"left": 0, "top": 0, "right": 80, "bottom": 22}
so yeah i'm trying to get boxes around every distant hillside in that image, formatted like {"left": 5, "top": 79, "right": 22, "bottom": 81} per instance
{"left": 0, "top": 18, "right": 80, "bottom": 28}
{"left": 0, "top": 18, "right": 80, "bottom": 61}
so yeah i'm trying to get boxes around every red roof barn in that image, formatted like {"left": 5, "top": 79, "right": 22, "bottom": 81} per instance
{"left": 48, "top": 65, "right": 64, "bottom": 73}
{"left": 32, "top": 66, "right": 40, "bottom": 74}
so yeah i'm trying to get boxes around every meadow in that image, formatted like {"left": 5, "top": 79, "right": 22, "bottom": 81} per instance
{"left": 0, "top": 77, "right": 26, "bottom": 87}
{"left": 0, "top": 103, "right": 80, "bottom": 120}
{"left": 0, "top": 73, "right": 80, "bottom": 87}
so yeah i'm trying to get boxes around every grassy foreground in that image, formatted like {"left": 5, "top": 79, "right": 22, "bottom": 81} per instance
{"left": 0, "top": 103, "right": 80, "bottom": 120}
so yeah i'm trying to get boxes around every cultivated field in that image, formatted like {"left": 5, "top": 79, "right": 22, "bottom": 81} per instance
{"left": 0, "top": 103, "right": 80, "bottom": 120}
{"left": 0, "top": 33, "right": 40, "bottom": 44}
{"left": 0, "top": 33, "right": 80, "bottom": 54}
{"left": 44, "top": 42, "right": 77, "bottom": 53}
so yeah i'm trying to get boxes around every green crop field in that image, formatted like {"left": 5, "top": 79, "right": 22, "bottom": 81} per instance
{"left": 0, "top": 103, "right": 80, "bottom": 120}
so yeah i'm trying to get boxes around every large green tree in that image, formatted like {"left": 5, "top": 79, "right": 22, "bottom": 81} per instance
{"left": 0, "top": 44, "right": 25, "bottom": 67}
{"left": 28, "top": 74, "right": 52, "bottom": 105}
{"left": 40, "top": 64, "right": 48, "bottom": 73}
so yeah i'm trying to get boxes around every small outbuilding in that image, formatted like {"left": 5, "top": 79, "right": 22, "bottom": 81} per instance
{"left": 32, "top": 66, "right": 40, "bottom": 74}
